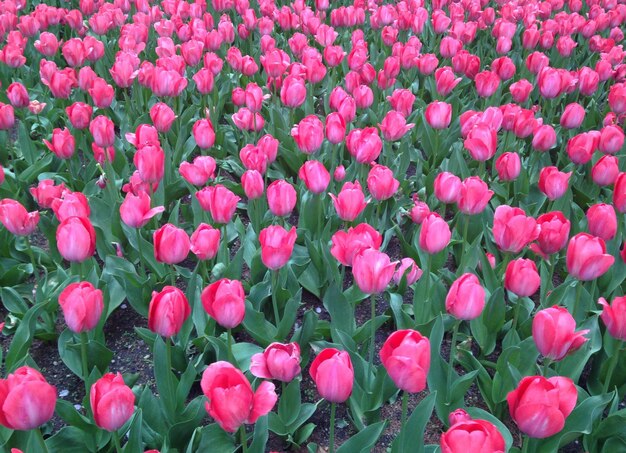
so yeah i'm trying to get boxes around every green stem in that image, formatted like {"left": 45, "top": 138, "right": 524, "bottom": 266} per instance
{"left": 329, "top": 402, "right": 337, "bottom": 453}
{"left": 239, "top": 425, "right": 248, "bottom": 453}
{"left": 460, "top": 215, "right": 469, "bottom": 268}
{"left": 340, "top": 264, "right": 346, "bottom": 291}
{"left": 135, "top": 228, "right": 146, "bottom": 277}
{"left": 165, "top": 336, "right": 173, "bottom": 378}
{"left": 401, "top": 390, "right": 409, "bottom": 431}
{"left": 369, "top": 293, "right": 376, "bottom": 372}
{"left": 272, "top": 270, "right": 281, "bottom": 326}
{"left": 521, "top": 435, "right": 530, "bottom": 453}
{"left": 36, "top": 428, "right": 49, "bottom": 453}
{"left": 112, "top": 431, "right": 122, "bottom": 453}
{"left": 511, "top": 298, "right": 523, "bottom": 333}
{"left": 170, "top": 265, "right": 176, "bottom": 286}
{"left": 26, "top": 236, "right": 38, "bottom": 277}
{"left": 446, "top": 321, "right": 460, "bottom": 403}
{"left": 543, "top": 358, "right": 551, "bottom": 377}
{"left": 80, "top": 331, "right": 90, "bottom": 383}
{"left": 228, "top": 328, "right": 234, "bottom": 364}
{"left": 602, "top": 341, "right": 622, "bottom": 394}
{"left": 573, "top": 280, "right": 583, "bottom": 321}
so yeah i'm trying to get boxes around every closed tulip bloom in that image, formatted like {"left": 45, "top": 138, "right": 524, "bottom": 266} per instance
{"left": 419, "top": 213, "right": 451, "bottom": 254}
{"left": 587, "top": 204, "right": 617, "bottom": 240}
{"left": 196, "top": 185, "right": 241, "bottom": 224}
{"left": 457, "top": 177, "right": 493, "bottom": 215}
{"left": 120, "top": 191, "right": 164, "bottom": 228}
{"left": 532, "top": 124, "right": 557, "bottom": 152}
{"left": 346, "top": 127, "right": 383, "bottom": 163}
{"left": 66, "top": 102, "right": 93, "bottom": 129}
{"left": 30, "top": 180, "right": 65, "bottom": 209}
{"left": 267, "top": 180, "right": 297, "bottom": 217}
{"left": 44, "top": 127, "right": 75, "bottom": 159}
{"left": 6, "top": 83, "right": 29, "bottom": 108}
{"left": 148, "top": 286, "right": 190, "bottom": 337}
{"left": 367, "top": 165, "right": 399, "bottom": 201}
{"left": 241, "top": 170, "right": 264, "bottom": 199}
{"left": 325, "top": 112, "right": 346, "bottom": 144}
{"left": 598, "top": 296, "right": 626, "bottom": 340}
{"left": 410, "top": 196, "right": 430, "bottom": 225}
{"left": 190, "top": 223, "right": 220, "bottom": 260}
{"left": 150, "top": 102, "right": 176, "bottom": 133}
{"left": 0, "top": 103, "right": 15, "bottom": 130}
{"left": 567, "top": 132, "right": 598, "bottom": 165}
{"left": 280, "top": 76, "right": 307, "bottom": 108}
{"left": 560, "top": 103, "right": 585, "bottom": 129}
{"left": 393, "top": 258, "right": 422, "bottom": 286}
{"left": 566, "top": 233, "right": 614, "bottom": 281}
{"left": 534, "top": 212, "right": 571, "bottom": 256}
{"left": 507, "top": 376, "right": 577, "bottom": 438}
{"left": 51, "top": 191, "right": 90, "bottom": 222}
{"left": 441, "top": 411, "right": 505, "bottom": 453}
{"left": 291, "top": 115, "right": 324, "bottom": 154}
{"left": 153, "top": 224, "right": 190, "bottom": 264}
{"left": 446, "top": 273, "right": 486, "bottom": 320}
{"left": 259, "top": 225, "right": 297, "bottom": 270}
{"left": 352, "top": 249, "right": 397, "bottom": 294}
{"left": 179, "top": 156, "right": 217, "bottom": 186}
{"left": 435, "top": 67, "right": 462, "bottom": 96}
{"left": 201, "top": 278, "right": 246, "bottom": 329}
{"left": 475, "top": 71, "right": 500, "bottom": 97}
{"left": 538, "top": 67, "right": 563, "bottom": 99}
{"left": 599, "top": 125, "right": 625, "bottom": 155}
{"left": 192, "top": 118, "right": 216, "bottom": 149}
{"left": 201, "top": 361, "right": 277, "bottom": 433}
{"left": 592, "top": 155, "right": 619, "bottom": 186}
{"left": 309, "top": 348, "right": 353, "bottom": 403}
{"left": 250, "top": 342, "right": 301, "bottom": 382}
{"left": 379, "top": 110, "right": 414, "bottom": 141}
{"left": 330, "top": 181, "right": 367, "bottom": 221}
{"left": 615, "top": 173, "right": 626, "bottom": 213}
{"left": 380, "top": 330, "right": 430, "bottom": 393}
{"left": 0, "top": 199, "right": 39, "bottom": 236}
{"left": 504, "top": 259, "right": 541, "bottom": 297}
{"left": 495, "top": 152, "right": 521, "bottom": 181}
{"left": 424, "top": 101, "right": 452, "bottom": 129}
{"left": 434, "top": 172, "right": 462, "bottom": 204}
{"left": 538, "top": 167, "right": 572, "bottom": 200}
{"left": 0, "top": 366, "right": 56, "bottom": 430}
{"left": 510, "top": 79, "right": 533, "bottom": 103}
{"left": 90, "top": 373, "right": 135, "bottom": 432}
{"left": 57, "top": 216, "right": 96, "bottom": 262}
{"left": 492, "top": 205, "right": 539, "bottom": 253}
{"left": 299, "top": 161, "right": 330, "bottom": 194}
{"left": 89, "top": 115, "right": 116, "bottom": 148}
{"left": 532, "top": 306, "right": 589, "bottom": 360}
{"left": 464, "top": 124, "right": 497, "bottom": 161}
{"left": 59, "top": 282, "right": 104, "bottom": 333}
{"left": 330, "top": 223, "right": 382, "bottom": 267}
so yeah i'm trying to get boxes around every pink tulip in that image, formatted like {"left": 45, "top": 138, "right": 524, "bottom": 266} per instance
{"left": 190, "top": 223, "right": 221, "bottom": 260}
{"left": 267, "top": 180, "right": 297, "bottom": 217}
{"left": 492, "top": 205, "right": 538, "bottom": 253}
{"left": 153, "top": 224, "right": 190, "bottom": 264}
{"left": 259, "top": 225, "right": 297, "bottom": 270}
{"left": 504, "top": 259, "right": 541, "bottom": 297}
{"left": 330, "top": 181, "right": 367, "bottom": 222}
{"left": 532, "top": 306, "right": 589, "bottom": 360}
{"left": 446, "top": 273, "right": 486, "bottom": 320}
{"left": 201, "top": 278, "right": 246, "bottom": 329}
{"left": 119, "top": 191, "right": 164, "bottom": 228}
{"left": 380, "top": 330, "right": 430, "bottom": 393}
{"left": 59, "top": 282, "right": 104, "bottom": 333}
{"left": 0, "top": 199, "right": 39, "bottom": 236}
{"left": 250, "top": 342, "right": 301, "bottom": 382}
{"left": 0, "top": 367, "right": 56, "bottom": 430}
{"left": 367, "top": 164, "right": 399, "bottom": 201}
{"left": 566, "top": 233, "right": 614, "bottom": 281}
{"left": 56, "top": 216, "right": 96, "bottom": 262}
{"left": 90, "top": 373, "right": 135, "bottom": 432}
{"left": 352, "top": 248, "right": 397, "bottom": 294}
{"left": 309, "top": 348, "right": 353, "bottom": 403}
{"left": 598, "top": 296, "right": 626, "bottom": 341}
{"left": 196, "top": 185, "right": 241, "bottom": 224}
{"left": 419, "top": 213, "right": 451, "bottom": 254}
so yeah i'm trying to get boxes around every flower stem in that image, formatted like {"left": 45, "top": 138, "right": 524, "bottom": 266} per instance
{"left": 80, "top": 331, "right": 90, "bottom": 385}
{"left": 135, "top": 228, "right": 145, "bottom": 277}
{"left": 36, "top": 428, "right": 49, "bottom": 453}
{"left": 460, "top": 214, "right": 469, "bottom": 268}
{"left": 446, "top": 321, "right": 460, "bottom": 403}
{"left": 400, "top": 391, "right": 409, "bottom": 452}
{"left": 329, "top": 402, "right": 337, "bottom": 453}
{"left": 543, "top": 358, "right": 551, "bottom": 377}
{"left": 603, "top": 341, "right": 622, "bottom": 394}
{"left": 573, "top": 280, "right": 583, "bottom": 321}
{"left": 227, "top": 328, "right": 234, "bottom": 365}
{"left": 170, "top": 265, "right": 176, "bottom": 286}
{"left": 521, "top": 435, "right": 530, "bottom": 453}
{"left": 112, "top": 431, "right": 122, "bottom": 453}
{"left": 369, "top": 293, "right": 377, "bottom": 373}
{"left": 239, "top": 425, "right": 248, "bottom": 453}
{"left": 272, "top": 270, "right": 281, "bottom": 326}
{"left": 511, "top": 297, "right": 523, "bottom": 333}
{"left": 26, "top": 236, "right": 38, "bottom": 277}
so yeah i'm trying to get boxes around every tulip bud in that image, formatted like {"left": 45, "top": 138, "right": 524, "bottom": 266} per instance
{"left": 153, "top": 224, "right": 190, "bottom": 264}
{"left": 90, "top": 373, "right": 135, "bottom": 432}
{"left": 201, "top": 279, "right": 245, "bottom": 329}
{"left": 446, "top": 273, "right": 486, "bottom": 320}
{"left": 148, "top": 286, "right": 190, "bottom": 337}
{"left": 59, "top": 282, "right": 104, "bottom": 333}
{"left": 309, "top": 348, "right": 353, "bottom": 403}
{"left": 250, "top": 342, "right": 302, "bottom": 382}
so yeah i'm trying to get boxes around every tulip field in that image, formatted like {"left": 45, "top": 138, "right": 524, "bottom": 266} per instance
{"left": 2, "top": 0, "right": 626, "bottom": 451}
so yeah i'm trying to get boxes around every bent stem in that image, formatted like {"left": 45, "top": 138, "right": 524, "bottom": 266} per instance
{"left": 329, "top": 402, "right": 337, "bottom": 453}
{"left": 446, "top": 320, "right": 460, "bottom": 403}
{"left": 603, "top": 341, "right": 622, "bottom": 394}
{"left": 112, "top": 431, "right": 122, "bottom": 453}
{"left": 272, "top": 270, "right": 281, "bottom": 326}
{"left": 239, "top": 425, "right": 248, "bottom": 453}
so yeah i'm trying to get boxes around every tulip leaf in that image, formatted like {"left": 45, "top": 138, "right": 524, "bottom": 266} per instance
{"left": 278, "top": 379, "right": 302, "bottom": 426}
{"left": 243, "top": 302, "right": 277, "bottom": 346}
{"left": 391, "top": 391, "right": 437, "bottom": 453}
{"left": 249, "top": 414, "right": 269, "bottom": 453}
{"left": 323, "top": 283, "right": 356, "bottom": 335}
{"left": 58, "top": 329, "right": 113, "bottom": 378}
{"left": 55, "top": 399, "right": 96, "bottom": 434}
{"left": 123, "top": 410, "right": 143, "bottom": 453}
{"left": 168, "top": 396, "right": 206, "bottom": 449}
{"left": 336, "top": 420, "right": 386, "bottom": 453}
{"left": 556, "top": 315, "right": 601, "bottom": 384}
{"left": 5, "top": 302, "right": 46, "bottom": 372}
{"left": 195, "top": 424, "right": 237, "bottom": 453}
{"left": 153, "top": 336, "right": 178, "bottom": 421}
{"left": 44, "top": 427, "right": 91, "bottom": 453}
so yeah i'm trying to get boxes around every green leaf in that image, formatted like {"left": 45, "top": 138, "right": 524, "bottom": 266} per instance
{"left": 278, "top": 379, "right": 302, "bottom": 426}
{"left": 195, "top": 424, "right": 237, "bottom": 453}
{"left": 123, "top": 410, "right": 143, "bottom": 453}
{"left": 391, "top": 392, "right": 437, "bottom": 453}
{"left": 5, "top": 302, "right": 46, "bottom": 371}
{"left": 153, "top": 337, "right": 178, "bottom": 420}
{"left": 323, "top": 283, "right": 356, "bottom": 335}
{"left": 249, "top": 415, "right": 269, "bottom": 453}
{"left": 45, "top": 427, "right": 91, "bottom": 453}
{"left": 336, "top": 421, "right": 386, "bottom": 453}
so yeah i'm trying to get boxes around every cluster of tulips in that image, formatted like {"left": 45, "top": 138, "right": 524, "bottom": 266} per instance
{"left": 0, "top": 0, "right": 626, "bottom": 451}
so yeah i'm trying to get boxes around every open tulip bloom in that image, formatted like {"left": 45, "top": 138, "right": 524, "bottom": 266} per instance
{"left": 1, "top": 0, "right": 626, "bottom": 451}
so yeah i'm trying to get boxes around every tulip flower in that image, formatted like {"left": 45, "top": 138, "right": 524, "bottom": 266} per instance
{"left": 90, "top": 373, "right": 135, "bottom": 432}
{"left": 599, "top": 296, "right": 626, "bottom": 341}
{"left": 591, "top": 156, "right": 619, "bottom": 186}
{"left": 30, "top": 180, "right": 65, "bottom": 209}
{"left": 0, "top": 199, "right": 40, "bottom": 236}
{"left": 250, "top": 342, "right": 301, "bottom": 382}
{"left": 309, "top": 348, "right": 353, "bottom": 403}
{"left": 352, "top": 248, "right": 397, "bottom": 295}
{"left": 464, "top": 124, "right": 497, "bottom": 161}
{"left": 614, "top": 173, "right": 626, "bottom": 213}
{"left": 330, "top": 181, "right": 367, "bottom": 222}
{"left": 150, "top": 102, "right": 176, "bottom": 133}
{"left": 367, "top": 164, "right": 399, "bottom": 201}
{"left": 492, "top": 205, "right": 538, "bottom": 254}
{"left": 330, "top": 223, "right": 382, "bottom": 267}
{"left": 259, "top": 225, "right": 297, "bottom": 271}
{"left": 532, "top": 306, "right": 589, "bottom": 361}
{"left": 566, "top": 233, "right": 614, "bottom": 281}
{"left": 587, "top": 204, "right": 617, "bottom": 241}
{"left": 148, "top": 286, "right": 190, "bottom": 338}
{"left": 495, "top": 152, "right": 521, "bottom": 181}
{"left": 380, "top": 330, "right": 430, "bottom": 393}
{"left": 266, "top": 180, "right": 297, "bottom": 217}
{"left": 425, "top": 101, "right": 452, "bottom": 129}
{"left": 393, "top": 258, "right": 422, "bottom": 286}
{"left": 560, "top": 103, "right": 585, "bottom": 129}
{"left": 434, "top": 172, "right": 462, "bottom": 205}
{"left": 0, "top": 366, "right": 56, "bottom": 430}
{"left": 504, "top": 259, "right": 541, "bottom": 297}
{"left": 440, "top": 409, "right": 505, "bottom": 453}
{"left": 201, "top": 278, "right": 246, "bottom": 329}
{"left": 531, "top": 212, "right": 570, "bottom": 258}
{"left": 507, "top": 376, "right": 577, "bottom": 438}
{"left": 56, "top": 216, "right": 96, "bottom": 262}
{"left": 179, "top": 156, "right": 216, "bottom": 186}
{"left": 299, "top": 161, "right": 331, "bottom": 194}
{"left": 446, "top": 273, "right": 486, "bottom": 320}
{"left": 457, "top": 176, "right": 493, "bottom": 215}
{"left": 196, "top": 185, "right": 241, "bottom": 224}
{"left": 153, "top": 224, "right": 190, "bottom": 265}
{"left": 291, "top": 115, "right": 324, "bottom": 154}
{"left": 59, "top": 282, "right": 104, "bottom": 333}
{"left": 419, "top": 213, "right": 451, "bottom": 254}
{"left": 202, "top": 362, "right": 277, "bottom": 435}
{"left": 379, "top": 110, "right": 414, "bottom": 141}
{"left": 190, "top": 223, "right": 220, "bottom": 261}
{"left": 120, "top": 191, "right": 164, "bottom": 229}
{"left": 346, "top": 127, "right": 383, "bottom": 163}
{"left": 66, "top": 102, "right": 93, "bottom": 129}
